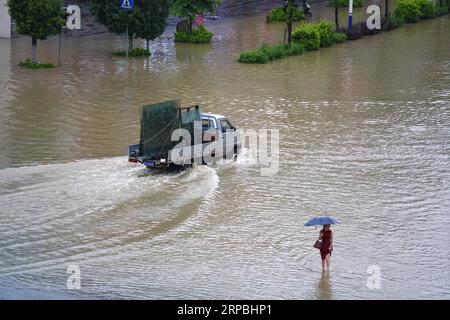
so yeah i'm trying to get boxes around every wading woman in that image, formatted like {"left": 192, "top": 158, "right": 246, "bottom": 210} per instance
{"left": 319, "top": 224, "right": 333, "bottom": 271}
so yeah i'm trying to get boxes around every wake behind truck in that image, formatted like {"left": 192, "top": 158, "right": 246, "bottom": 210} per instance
{"left": 128, "top": 101, "right": 240, "bottom": 169}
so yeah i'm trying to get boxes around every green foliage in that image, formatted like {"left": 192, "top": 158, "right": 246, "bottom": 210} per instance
{"left": 174, "top": 25, "right": 214, "bottom": 43}
{"left": 174, "top": 32, "right": 190, "bottom": 42}
{"left": 329, "top": 0, "right": 363, "bottom": 7}
{"left": 382, "top": 15, "right": 405, "bottom": 30}
{"left": 414, "top": 0, "right": 436, "bottom": 18}
{"left": 267, "top": 7, "right": 305, "bottom": 22}
{"left": 332, "top": 32, "right": 347, "bottom": 43}
{"left": 171, "top": 0, "right": 221, "bottom": 24}
{"left": 112, "top": 48, "right": 151, "bottom": 57}
{"left": 268, "top": 7, "right": 287, "bottom": 21}
{"left": 260, "top": 43, "right": 288, "bottom": 60}
{"left": 91, "top": 0, "right": 170, "bottom": 41}
{"left": 238, "top": 49, "right": 270, "bottom": 64}
{"left": 435, "top": 4, "right": 449, "bottom": 15}
{"left": 134, "top": 0, "right": 171, "bottom": 40}
{"left": 292, "top": 24, "right": 321, "bottom": 51}
{"left": 7, "top": 0, "right": 66, "bottom": 40}
{"left": 317, "top": 20, "right": 334, "bottom": 47}
{"left": 393, "top": 0, "right": 422, "bottom": 23}
{"left": 288, "top": 42, "right": 306, "bottom": 55}
{"left": 238, "top": 43, "right": 305, "bottom": 64}
{"left": 292, "top": 22, "right": 348, "bottom": 47}
{"left": 19, "top": 59, "right": 55, "bottom": 69}
{"left": 393, "top": 0, "right": 439, "bottom": 22}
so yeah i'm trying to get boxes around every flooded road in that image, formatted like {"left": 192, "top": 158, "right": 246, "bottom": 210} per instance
{"left": 0, "top": 6, "right": 449, "bottom": 299}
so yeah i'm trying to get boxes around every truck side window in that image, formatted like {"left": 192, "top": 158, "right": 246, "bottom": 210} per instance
{"left": 202, "top": 118, "right": 210, "bottom": 131}
{"left": 220, "top": 119, "right": 233, "bottom": 132}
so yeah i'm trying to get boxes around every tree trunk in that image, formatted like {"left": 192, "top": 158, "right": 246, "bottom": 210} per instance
{"left": 335, "top": 2, "right": 339, "bottom": 31}
{"left": 128, "top": 33, "right": 134, "bottom": 51}
{"left": 145, "top": 39, "right": 150, "bottom": 51}
{"left": 287, "top": 2, "right": 293, "bottom": 46}
{"left": 439, "top": 0, "right": 443, "bottom": 6}
{"left": 188, "top": 16, "right": 194, "bottom": 34}
{"left": 385, "top": 0, "right": 389, "bottom": 19}
{"left": 31, "top": 36, "right": 37, "bottom": 64}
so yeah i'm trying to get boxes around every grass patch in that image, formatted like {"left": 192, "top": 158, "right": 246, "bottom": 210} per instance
{"left": 382, "top": 15, "right": 405, "bottom": 31}
{"left": 238, "top": 49, "right": 269, "bottom": 64}
{"left": 239, "top": 21, "right": 348, "bottom": 64}
{"left": 288, "top": 42, "right": 306, "bottom": 55}
{"left": 260, "top": 43, "right": 288, "bottom": 60}
{"left": 112, "top": 48, "right": 151, "bottom": 57}
{"left": 332, "top": 32, "right": 348, "bottom": 43}
{"left": 238, "top": 43, "right": 305, "bottom": 64}
{"left": 174, "top": 25, "right": 214, "bottom": 43}
{"left": 19, "top": 59, "right": 55, "bottom": 69}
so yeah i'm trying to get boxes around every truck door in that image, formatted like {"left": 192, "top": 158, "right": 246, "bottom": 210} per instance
{"left": 219, "top": 118, "right": 237, "bottom": 158}
{"left": 219, "top": 118, "right": 235, "bottom": 137}
{"left": 202, "top": 117, "right": 219, "bottom": 143}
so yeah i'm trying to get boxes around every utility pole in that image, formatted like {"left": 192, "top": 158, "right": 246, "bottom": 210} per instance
{"left": 348, "top": 0, "right": 353, "bottom": 30}
{"left": 125, "top": 12, "right": 129, "bottom": 58}
{"left": 119, "top": 0, "right": 134, "bottom": 57}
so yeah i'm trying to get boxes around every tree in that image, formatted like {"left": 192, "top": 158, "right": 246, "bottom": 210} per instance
{"left": 171, "top": 0, "right": 221, "bottom": 33}
{"left": 286, "top": 0, "right": 295, "bottom": 45}
{"left": 91, "top": 0, "right": 170, "bottom": 51}
{"left": 134, "top": 0, "right": 170, "bottom": 50}
{"left": 7, "top": 0, "right": 66, "bottom": 64}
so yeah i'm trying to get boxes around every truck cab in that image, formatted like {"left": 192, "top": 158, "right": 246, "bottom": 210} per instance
{"left": 202, "top": 113, "right": 241, "bottom": 158}
{"left": 202, "top": 113, "right": 236, "bottom": 140}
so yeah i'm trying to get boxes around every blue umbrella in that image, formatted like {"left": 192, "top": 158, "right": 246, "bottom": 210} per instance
{"left": 304, "top": 216, "right": 340, "bottom": 227}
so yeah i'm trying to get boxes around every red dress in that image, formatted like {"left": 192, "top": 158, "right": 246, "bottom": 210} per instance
{"left": 320, "top": 230, "right": 333, "bottom": 259}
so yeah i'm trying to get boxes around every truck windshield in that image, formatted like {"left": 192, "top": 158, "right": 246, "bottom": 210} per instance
{"left": 220, "top": 119, "right": 234, "bottom": 131}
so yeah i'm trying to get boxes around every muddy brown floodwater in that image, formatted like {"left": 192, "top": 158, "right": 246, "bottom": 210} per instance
{"left": 0, "top": 4, "right": 449, "bottom": 299}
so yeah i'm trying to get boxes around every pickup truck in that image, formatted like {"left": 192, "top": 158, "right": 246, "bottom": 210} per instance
{"left": 128, "top": 101, "right": 240, "bottom": 169}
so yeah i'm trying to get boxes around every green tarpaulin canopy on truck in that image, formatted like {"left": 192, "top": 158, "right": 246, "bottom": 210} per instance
{"left": 139, "top": 100, "right": 201, "bottom": 161}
